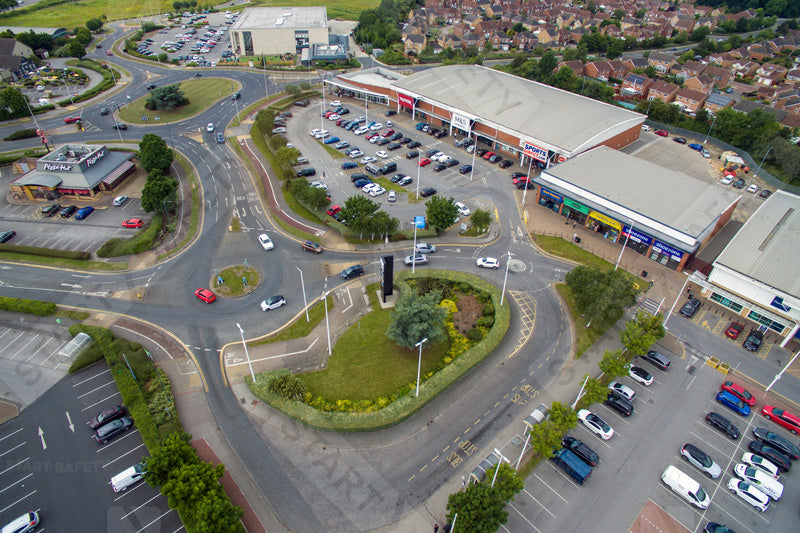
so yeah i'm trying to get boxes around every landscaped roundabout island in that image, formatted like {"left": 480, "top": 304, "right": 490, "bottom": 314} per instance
{"left": 247, "top": 270, "right": 510, "bottom": 432}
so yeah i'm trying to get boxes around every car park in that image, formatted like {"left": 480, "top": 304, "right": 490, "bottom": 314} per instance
{"left": 733, "top": 463, "right": 784, "bottom": 500}
{"left": 716, "top": 391, "right": 751, "bottom": 417}
{"left": 194, "top": 288, "right": 216, "bottom": 303}
{"left": 752, "top": 427, "right": 800, "bottom": 460}
{"left": 301, "top": 240, "right": 323, "bottom": 253}
{"left": 41, "top": 203, "right": 61, "bottom": 216}
{"left": 122, "top": 218, "right": 143, "bottom": 229}
{"left": 94, "top": 416, "right": 134, "bottom": 444}
{"left": 578, "top": 409, "right": 614, "bottom": 440}
{"left": 681, "top": 443, "right": 722, "bottom": 478}
{"left": 661, "top": 465, "right": 710, "bottom": 509}
{"left": 727, "top": 479, "right": 769, "bottom": 512}
{"left": 74, "top": 206, "right": 94, "bottom": 220}
{"left": 476, "top": 257, "right": 500, "bottom": 269}
{"left": 720, "top": 381, "right": 756, "bottom": 406}
{"left": 419, "top": 187, "right": 437, "bottom": 197}
{"left": 743, "top": 329, "right": 763, "bottom": 351}
{"left": 60, "top": 205, "right": 77, "bottom": 218}
{"left": 628, "top": 365, "right": 653, "bottom": 386}
{"left": 561, "top": 436, "right": 599, "bottom": 466}
{"left": 742, "top": 452, "right": 780, "bottom": 479}
{"left": 679, "top": 298, "right": 701, "bottom": 317}
{"left": 341, "top": 265, "right": 365, "bottom": 280}
{"left": 404, "top": 254, "right": 429, "bottom": 266}
{"left": 761, "top": 405, "right": 800, "bottom": 434}
{"left": 608, "top": 381, "right": 635, "bottom": 401}
{"left": 747, "top": 441, "right": 791, "bottom": 472}
{"left": 639, "top": 350, "right": 670, "bottom": 371}
{"left": 88, "top": 405, "right": 126, "bottom": 429}
{"left": 604, "top": 391, "right": 633, "bottom": 416}
{"left": 415, "top": 242, "right": 437, "bottom": 254}
{"left": 724, "top": 322, "right": 744, "bottom": 339}
{"left": 706, "top": 411, "right": 741, "bottom": 439}
{"left": 260, "top": 295, "right": 286, "bottom": 311}
{"left": 258, "top": 234, "right": 274, "bottom": 250}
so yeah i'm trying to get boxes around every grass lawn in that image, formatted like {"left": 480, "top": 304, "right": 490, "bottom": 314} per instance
{"left": 301, "top": 291, "right": 449, "bottom": 400}
{"left": 556, "top": 283, "right": 622, "bottom": 358}
{"left": 250, "top": 296, "right": 332, "bottom": 346}
{"left": 214, "top": 266, "right": 259, "bottom": 296}
{"left": 118, "top": 78, "right": 238, "bottom": 124}
{"left": 533, "top": 234, "right": 641, "bottom": 286}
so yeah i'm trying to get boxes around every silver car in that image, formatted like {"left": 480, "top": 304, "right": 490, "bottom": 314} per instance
{"left": 404, "top": 254, "right": 429, "bottom": 266}
{"left": 681, "top": 443, "right": 722, "bottom": 479}
{"left": 608, "top": 381, "right": 635, "bottom": 402}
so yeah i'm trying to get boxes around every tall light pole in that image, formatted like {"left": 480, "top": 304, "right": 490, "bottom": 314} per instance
{"left": 500, "top": 251, "right": 512, "bottom": 306}
{"left": 468, "top": 135, "right": 477, "bottom": 181}
{"left": 753, "top": 146, "right": 772, "bottom": 180}
{"left": 295, "top": 266, "right": 309, "bottom": 322}
{"left": 414, "top": 337, "right": 428, "bottom": 397}
{"left": 615, "top": 219, "right": 633, "bottom": 271}
{"left": 412, "top": 222, "right": 418, "bottom": 274}
{"left": 521, "top": 156, "right": 534, "bottom": 205}
{"left": 323, "top": 291, "right": 331, "bottom": 356}
{"left": 703, "top": 113, "right": 717, "bottom": 144}
{"left": 415, "top": 154, "right": 421, "bottom": 199}
{"left": 663, "top": 272, "right": 693, "bottom": 329}
{"left": 235, "top": 323, "right": 256, "bottom": 382}
{"left": 491, "top": 449, "right": 506, "bottom": 486}
{"left": 262, "top": 55, "right": 270, "bottom": 103}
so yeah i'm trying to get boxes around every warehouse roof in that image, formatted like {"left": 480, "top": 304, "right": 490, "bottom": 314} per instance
{"left": 389, "top": 64, "right": 644, "bottom": 154}
{"left": 538, "top": 146, "right": 740, "bottom": 244}
{"left": 714, "top": 190, "right": 800, "bottom": 297}
{"left": 231, "top": 7, "right": 327, "bottom": 30}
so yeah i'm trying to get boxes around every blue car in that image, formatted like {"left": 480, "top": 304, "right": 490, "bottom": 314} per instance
{"left": 716, "top": 391, "right": 751, "bottom": 417}
{"left": 323, "top": 136, "right": 339, "bottom": 145}
{"left": 416, "top": 122, "right": 426, "bottom": 130}
{"left": 353, "top": 178, "right": 372, "bottom": 188}
{"left": 341, "top": 161, "right": 358, "bottom": 170}
{"left": 688, "top": 143, "right": 703, "bottom": 152}
{"left": 74, "top": 206, "right": 95, "bottom": 220}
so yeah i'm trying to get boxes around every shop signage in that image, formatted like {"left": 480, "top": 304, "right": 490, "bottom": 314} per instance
{"left": 540, "top": 188, "right": 563, "bottom": 202}
{"left": 771, "top": 296, "right": 791, "bottom": 313}
{"left": 398, "top": 93, "right": 415, "bottom": 109}
{"left": 588, "top": 210, "right": 622, "bottom": 231}
{"left": 520, "top": 140, "right": 548, "bottom": 162}
{"left": 557, "top": 155, "right": 567, "bottom": 163}
{"left": 622, "top": 225, "right": 652, "bottom": 245}
{"left": 86, "top": 149, "right": 106, "bottom": 167}
{"left": 451, "top": 113, "right": 472, "bottom": 133}
{"left": 652, "top": 240, "right": 684, "bottom": 261}
{"left": 42, "top": 163, "right": 72, "bottom": 172}
{"left": 563, "top": 198, "right": 589, "bottom": 214}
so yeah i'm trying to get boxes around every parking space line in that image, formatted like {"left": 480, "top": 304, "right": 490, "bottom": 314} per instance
{"left": 120, "top": 493, "right": 162, "bottom": 519}
{"left": 532, "top": 474, "right": 568, "bottom": 503}
{"left": 0, "top": 457, "right": 29, "bottom": 477}
{"left": 3, "top": 331, "right": 25, "bottom": 353}
{"left": 507, "top": 502, "right": 545, "bottom": 532}
{"left": 711, "top": 500, "right": 761, "bottom": 532}
{"left": 0, "top": 427, "right": 23, "bottom": 443}
{"left": 595, "top": 405, "right": 631, "bottom": 425}
{"left": 518, "top": 487, "right": 557, "bottom": 518}
{"left": 95, "top": 429, "right": 140, "bottom": 452}
{"left": 102, "top": 443, "right": 146, "bottom": 469}
{"left": 0, "top": 489, "right": 37, "bottom": 514}
{"left": 135, "top": 507, "right": 177, "bottom": 533}
{"left": 687, "top": 430, "right": 734, "bottom": 458}
{"left": 80, "top": 392, "right": 121, "bottom": 412}
{"left": 545, "top": 461, "right": 582, "bottom": 489}
{"left": 657, "top": 484, "right": 706, "bottom": 519}
{"left": 575, "top": 426, "right": 613, "bottom": 448}
{"left": 73, "top": 368, "right": 112, "bottom": 387}
{"left": 0, "top": 474, "right": 33, "bottom": 496}
{"left": 77, "top": 381, "right": 117, "bottom": 399}
{"left": 0, "top": 441, "right": 26, "bottom": 459}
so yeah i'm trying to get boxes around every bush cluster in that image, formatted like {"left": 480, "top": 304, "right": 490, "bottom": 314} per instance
{"left": 4, "top": 129, "right": 38, "bottom": 141}
{"left": 0, "top": 296, "right": 57, "bottom": 316}
{"left": 0, "top": 242, "right": 90, "bottom": 260}
{"left": 57, "top": 60, "right": 119, "bottom": 107}
{"left": 96, "top": 214, "right": 163, "bottom": 257}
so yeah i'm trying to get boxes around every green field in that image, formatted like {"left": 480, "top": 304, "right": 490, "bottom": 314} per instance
{"left": 117, "top": 77, "right": 237, "bottom": 124}
{"left": 0, "top": 0, "right": 377, "bottom": 29}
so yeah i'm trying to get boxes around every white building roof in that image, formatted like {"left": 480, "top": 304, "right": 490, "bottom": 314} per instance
{"left": 389, "top": 64, "right": 644, "bottom": 155}
{"left": 714, "top": 190, "right": 800, "bottom": 297}
{"left": 230, "top": 7, "right": 327, "bottom": 30}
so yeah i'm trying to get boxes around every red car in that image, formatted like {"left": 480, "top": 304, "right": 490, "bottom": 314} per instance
{"left": 323, "top": 110, "right": 334, "bottom": 118}
{"left": 194, "top": 288, "right": 216, "bottom": 303}
{"left": 419, "top": 157, "right": 431, "bottom": 167}
{"left": 106, "top": 50, "right": 113, "bottom": 56}
{"left": 654, "top": 129, "right": 668, "bottom": 137}
{"left": 482, "top": 151, "right": 496, "bottom": 160}
{"left": 724, "top": 321, "right": 744, "bottom": 339}
{"left": 326, "top": 205, "right": 341, "bottom": 216}
{"left": 381, "top": 129, "right": 395, "bottom": 138}
{"left": 64, "top": 116, "right": 81, "bottom": 124}
{"left": 365, "top": 132, "right": 379, "bottom": 140}
{"left": 122, "top": 218, "right": 143, "bottom": 228}
{"left": 512, "top": 176, "right": 529, "bottom": 185}
{"left": 762, "top": 405, "right": 800, "bottom": 434}
{"left": 720, "top": 381, "right": 756, "bottom": 406}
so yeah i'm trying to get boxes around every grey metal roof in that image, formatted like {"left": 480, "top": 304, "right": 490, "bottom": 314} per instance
{"left": 389, "top": 64, "right": 644, "bottom": 154}
{"left": 539, "top": 146, "right": 740, "bottom": 239}
{"left": 230, "top": 7, "right": 327, "bottom": 30}
{"left": 12, "top": 173, "right": 61, "bottom": 187}
{"left": 714, "top": 190, "right": 800, "bottom": 297}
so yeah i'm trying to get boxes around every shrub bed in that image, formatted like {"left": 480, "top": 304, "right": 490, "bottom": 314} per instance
{"left": 0, "top": 242, "right": 90, "bottom": 260}
{"left": 0, "top": 296, "right": 57, "bottom": 316}
{"left": 57, "top": 60, "right": 120, "bottom": 107}
{"left": 4, "top": 129, "right": 38, "bottom": 141}
{"left": 96, "top": 214, "right": 163, "bottom": 257}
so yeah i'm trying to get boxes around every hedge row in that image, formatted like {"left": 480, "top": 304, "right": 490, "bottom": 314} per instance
{"left": 57, "top": 60, "right": 120, "bottom": 107}
{"left": 0, "top": 150, "right": 47, "bottom": 167}
{"left": 246, "top": 269, "right": 511, "bottom": 432}
{"left": 0, "top": 296, "right": 57, "bottom": 316}
{"left": 0, "top": 242, "right": 90, "bottom": 260}
{"left": 4, "top": 129, "right": 38, "bottom": 141}
{"left": 96, "top": 213, "right": 163, "bottom": 257}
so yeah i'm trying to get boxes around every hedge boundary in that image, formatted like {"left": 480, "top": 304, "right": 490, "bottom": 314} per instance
{"left": 246, "top": 269, "right": 511, "bottom": 432}
{"left": 57, "top": 59, "right": 120, "bottom": 107}
{"left": 0, "top": 296, "right": 57, "bottom": 316}
{"left": 0, "top": 242, "right": 90, "bottom": 260}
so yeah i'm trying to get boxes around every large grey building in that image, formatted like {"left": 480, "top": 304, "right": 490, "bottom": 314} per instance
{"left": 230, "top": 7, "right": 329, "bottom": 57}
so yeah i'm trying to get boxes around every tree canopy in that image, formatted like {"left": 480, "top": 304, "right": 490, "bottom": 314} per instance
{"left": 146, "top": 84, "right": 188, "bottom": 111}
{"left": 445, "top": 481, "right": 508, "bottom": 533}
{"left": 139, "top": 134, "right": 174, "bottom": 174}
{"left": 141, "top": 169, "right": 178, "bottom": 213}
{"left": 425, "top": 195, "right": 459, "bottom": 232}
{"left": 386, "top": 289, "right": 446, "bottom": 350}
{"left": 565, "top": 265, "right": 638, "bottom": 328}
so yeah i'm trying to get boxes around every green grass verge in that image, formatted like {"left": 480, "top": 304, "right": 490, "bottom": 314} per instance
{"left": 54, "top": 309, "right": 91, "bottom": 320}
{"left": 250, "top": 296, "right": 332, "bottom": 346}
{"left": 555, "top": 282, "right": 622, "bottom": 358}
{"left": 156, "top": 154, "right": 200, "bottom": 261}
{"left": 118, "top": 78, "right": 239, "bottom": 124}
{"left": 214, "top": 265, "right": 258, "bottom": 294}
{"left": 532, "top": 234, "right": 640, "bottom": 286}
{"left": 246, "top": 269, "right": 510, "bottom": 432}
{"left": 96, "top": 214, "right": 163, "bottom": 257}
{"left": 0, "top": 251, "right": 127, "bottom": 271}
{"left": 0, "top": 0, "right": 174, "bottom": 27}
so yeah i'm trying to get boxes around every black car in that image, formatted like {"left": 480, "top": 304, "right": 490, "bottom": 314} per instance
{"left": 561, "top": 436, "right": 599, "bottom": 466}
{"left": 376, "top": 137, "right": 390, "bottom": 146}
{"left": 748, "top": 440, "right": 792, "bottom": 472}
{"left": 680, "top": 298, "right": 702, "bottom": 318}
{"left": 385, "top": 110, "right": 397, "bottom": 117}
{"left": 704, "top": 524, "right": 734, "bottom": 533}
{"left": 753, "top": 427, "right": 800, "bottom": 460}
{"left": 517, "top": 181, "right": 535, "bottom": 190}
{"left": 433, "top": 163, "right": 447, "bottom": 172}
{"left": 398, "top": 176, "right": 413, "bottom": 186}
{"left": 604, "top": 391, "right": 633, "bottom": 417}
{"left": 407, "top": 141, "right": 422, "bottom": 149}
{"left": 94, "top": 416, "right": 134, "bottom": 444}
{"left": 640, "top": 350, "right": 670, "bottom": 371}
{"left": 351, "top": 173, "right": 368, "bottom": 182}
{"left": 294, "top": 99, "right": 310, "bottom": 107}
{"left": 389, "top": 173, "right": 404, "bottom": 183}
{"left": 338, "top": 108, "right": 350, "bottom": 115}
{"left": 112, "top": 123, "right": 128, "bottom": 130}
{"left": 425, "top": 148, "right": 439, "bottom": 158}
{"left": 0, "top": 229, "right": 15, "bottom": 243}
{"left": 41, "top": 203, "right": 60, "bottom": 216}
{"left": 389, "top": 132, "right": 403, "bottom": 141}
{"left": 399, "top": 137, "right": 412, "bottom": 145}
{"left": 433, "top": 130, "right": 446, "bottom": 138}
{"left": 446, "top": 159, "right": 460, "bottom": 168}
{"left": 759, "top": 189, "right": 772, "bottom": 199}
{"left": 476, "top": 148, "right": 488, "bottom": 157}
{"left": 459, "top": 165, "right": 472, "bottom": 174}
{"left": 733, "top": 178, "right": 745, "bottom": 189}
{"left": 673, "top": 137, "right": 687, "bottom": 144}
{"left": 60, "top": 205, "right": 78, "bottom": 218}
{"left": 419, "top": 187, "right": 437, "bottom": 198}
{"left": 146, "top": 83, "right": 156, "bottom": 90}
{"left": 426, "top": 128, "right": 439, "bottom": 136}
{"left": 340, "top": 264, "right": 365, "bottom": 280}
{"left": 743, "top": 329, "right": 763, "bottom": 352}
{"left": 406, "top": 151, "right": 419, "bottom": 159}
{"left": 88, "top": 405, "right": 126, "bottom": 430}
{"left": 297, "top": 168, "right": 316, "bottom": 178}
{"left": 387, "top": 142, "right": 402, "bottom": 151}
{"left": 488, "top": 154, "right": 503, "bottom": 164}
{"left": 100, "top": 107, "right": 109, "bottom": 115}
{"left": 706, "top": 412, "right": 740, "bottom": 440}
{"left": 498, "top": 159, "right": 513, "bottom": 168}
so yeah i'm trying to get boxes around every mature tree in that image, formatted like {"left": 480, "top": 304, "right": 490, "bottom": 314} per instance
{"left": 86, "top": 18, "right": 104, "bottom": 32}
{"left": 619, "top": 310, "right": 665, "bottom": 356}
{"left": 445, "top": 481, "right": 508, "bottom": 533}
{"left": 285, "top": 84, "right": 300, "bottom": 96}
{"left": 146, "top": 84, "right": 187, "bottom": 111}
{"left": 161, "top": 461, "right": 225, "bottom": 511}
{"left": 425, "top": 195, "right": 459, "bottom": 232}
{"left": 0, "top": 88, "right": 28, "bottom": 118}
{"left": 341, "top": 195, "right": 380, "bottom": 235}
{"left": 536, "top": 51, "right": 558, "bottom": 81}
{"left": 141, "top": 169, "right": 178, "bottom": 212}
{"left": 75, "top": 28, "right": 92, "bottom": 46}
{"left": 470, "top": 208, "right": 492, "bottom": 231}
{"left": 612, "top": 8, "right": 625, "bottom": 20}
{"left": 144, "top": 432, "right": 199, "bottom": 486}
{"left": 485, "top": 463, "right": 523, "bottom": 502}
{"left": 387, "top": 289, "right": 446, "bottom": 350}
{"left": 598, "top": 349, "right": 629, "bottom": 379}
{"left": 193, "top": 492, "right": 244, "bottom": 533}
{"left": 580, "top": 375, "right": 608, "bottom": 407}
{"left": 300, "top": 185, "right": 330, "bottom": 210}
{"left": 366, "top": 210, "right": 399, "bottom": 240}
{"left": 299, "top": 81, "right": 312, "bottom": 91}
{"left": 275, "top": 146, "right": 300, "bottom": 170}
{"left": 528, "top": 420, "right": 562, "bottom": 459}
{"left": 565, "top": 265, "right": 637, "bottom": 327}
{"left": 547, "top": 401, "right": 578, "bottom": 434}
{"left": 139, "top": 134, "right": 173, "bottom": 174}
{"left": 67, "top": 40, "right": 86, "bottom": 59}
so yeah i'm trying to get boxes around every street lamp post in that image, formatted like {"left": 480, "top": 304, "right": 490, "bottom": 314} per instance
{"left": 615, "top": 219, "right": 634, "bottom": 271}
{"left": 295, "top": 266, "right": 309, "bottom": 322}
{"left": 754, "top": 146, "right": 773, "bottom": 180}
{"left": 500, "top": 251, "right": 512, "bottom": 306}
{"left": 521, "top": 157, "right": 534, "bottom": 205}
{"left": 468, "top": 135, "right": 477, "bottom": 181}
{"left": 414, "top": 337, "right": 428, "bottom": 397}
{"left": 235, "top": 322, "right": 256, "bottom": 382}
{"left": 262, "top": 55, "right": 270, "bottom": 103}
{"left": 323, "top": 291, "right": 331, "bottom": 356}
{"left": 703, "top": 113, "right": 717, "bottom": 144}
{"left": 491, "top": 448, "right": 506, "bottom": 487}
{"left": 415, "top": 152, "right": 421, "bottom": 199}
{"left": 663, "top": 272, "right": 693, "bottom": 330}
{"left": 412, "top": 222, "right": 418, "bottom": 274}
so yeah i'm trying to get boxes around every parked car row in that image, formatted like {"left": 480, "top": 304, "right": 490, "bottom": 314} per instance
{"left": 38, "top": 203, "right": 95, "bottom": 220}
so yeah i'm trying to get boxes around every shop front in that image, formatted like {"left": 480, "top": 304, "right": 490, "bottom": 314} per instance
{"left": 538, "top": 187, "right": 563, "bottom": 212}
{"left": 650, "top": 240, "right": 685, "bottom": 271}
{"left": 561, "top": 198, "right": 589, "bottom": 226}
{"left": 587, "top": 210, "right": 621, "bottom": 241}
{"left": 620, "top": 225, "right": 653, "bottom": 255}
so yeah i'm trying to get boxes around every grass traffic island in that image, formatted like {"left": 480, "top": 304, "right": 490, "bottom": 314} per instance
{"left": 117, "top": 78, "right": 240, "bottom": 125}
{"left": 212, "top": 265, "right": 260, "bottom": 297}
{"left": 247, "top": 269, "right": 510, "bottom": 432}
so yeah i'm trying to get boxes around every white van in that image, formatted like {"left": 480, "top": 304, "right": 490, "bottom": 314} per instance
{"left": 734, "top": 463, "right": 784, "bottom": 500}
{"left": 110, "top": 463, "right": 146, "bottom": 492}
{"left": 661, "top": 465, "right": 710, "bottom": 509}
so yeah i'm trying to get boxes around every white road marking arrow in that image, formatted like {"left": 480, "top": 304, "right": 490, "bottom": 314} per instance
{"left": 38, "top": 427, "right": 46, "bottom": 450}
{"left": 66, "top": 412, "right": 74, "bottom": 433}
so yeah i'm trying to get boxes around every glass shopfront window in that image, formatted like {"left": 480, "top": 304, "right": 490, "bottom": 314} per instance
{"left": 710, "top": 292, "right": 744, "bottom": 313}
{"left": 747, "top": 310, "right": 787, "bottom": 334}
{"left": 587, "top": 210, "right": 621, "bottom": 241}
{"left": 538, "top": 188, "right": 563, "bottom": 212}
{"left": 621, "top": 225, "right": 653, "bottom": 255}
{"left": 649, "top": 240, "right": 684, "bottom": 271}
{"left": 561, "top": 198, "right": 589, "bottom": 226}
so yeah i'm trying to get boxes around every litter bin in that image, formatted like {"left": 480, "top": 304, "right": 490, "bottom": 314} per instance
{"left": 574, "top": 237, "right": 581, "bottom": 244}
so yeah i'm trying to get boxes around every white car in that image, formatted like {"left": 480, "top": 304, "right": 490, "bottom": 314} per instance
{"left": 431, "top": 151, "right": 446, "bottom": 162}
{"left": 720, "top": 175, "right": 734, "bottom": 185}
{"left": 727, "top": 478, "right": 769, "bottom": 512}
{"left": 388, "top": 190, "right": 396, "bottom": 202}
{"left": 577, "top": 409, "right": 614, "bottom": 440}
{"left": 369, "top": 186, "right": 386, "bottom": 197}
{"left": 362, "top": 183, "right": 380, "bottom": 194}
{"left": 734, "top": 463, "right": 784, "bottom": 500}
{"left": 258, "top": 234, "right": 274, "bottom": 250}
{"left": 330, "top": 100, "right": 341, "bottom": 107}
{"left": 360, "top": 156, "right": 376, "bottom": 165}
{"left": 455, "top": 202, "right": 471, "bottom": 216}
{"left": 260, "top": 295, "right": 287, "bottom": 312}
{"left": 328, "top": 113, "right": 340, "bottom": 121}
{"left": 476, "top": 257, "right": 500, "bottom": 269}
{"left": 742, "top": 452, "right": 781, "bottom": 480}
{"left": 369, "top": 135, "right": 381, "bottom": 144}
{"left": 369, "top": 122, "right": 383, "bottom": 131}
{"left": 641, "top": 124, "right": 651, "bottom": 132}
{"left": 349, "top": 150, "right": 364, "bottom": 158}
{"left": 376, "top": 151, "right": 389, "bottom": 159}
{"left": 206, "top": 122, "right": 215, "bottom": 132}
{"left": 701, "top": 149, "right": 711, "bottom": 159}
{"left": 354, "top": 126, "right": 369, "bottom": 135}
{"left": 315, "top": 131, "right": 330, "bottom": 139}
{"left": 415, "top": 242, "right": 437, "bottom": 254}
{"left": 608, "top": 381, "right": 635, "bottom": 402}
{"left": 746, "top": 183, "right": 759, "bottom": 194}
{"left": 404, "top": 254, "right": 429, "bottom": 266}
{"left": 628, "top": 365, "right": 653, "bottom": 386}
